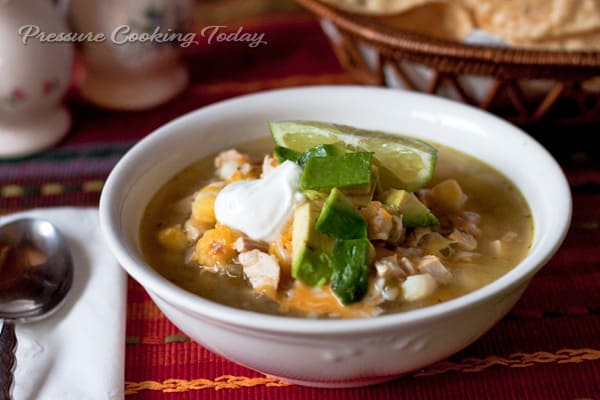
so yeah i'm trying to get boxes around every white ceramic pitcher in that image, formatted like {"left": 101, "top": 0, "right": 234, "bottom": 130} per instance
{"left": 0, "top": 0, "right": 74, "bottom": 158}
{"left": 68, "top": 0, "right": 194, "bottom": 111}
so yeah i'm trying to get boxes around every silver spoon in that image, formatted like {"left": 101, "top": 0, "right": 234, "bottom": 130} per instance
{"left": 0, "top": 218, "right": 73, "bottom": 399}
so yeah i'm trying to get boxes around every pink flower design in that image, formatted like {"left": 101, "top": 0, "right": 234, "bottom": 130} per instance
{"left": 12, "top": 88, "right": 26, "bottom": 102}
{"left": 43, "top": 79, "right": 60, "bottom": 96}
{"left": 3, "top": 87, "right": 26, "bottom": 107}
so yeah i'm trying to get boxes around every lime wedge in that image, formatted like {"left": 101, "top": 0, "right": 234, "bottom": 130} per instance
{"left": 269, "top": 121, "right": 438, "bottom": 191}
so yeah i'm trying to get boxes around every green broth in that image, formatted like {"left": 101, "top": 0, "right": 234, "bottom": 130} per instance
{"left": 140, "top": 137, "right": 533, "bottom": 316}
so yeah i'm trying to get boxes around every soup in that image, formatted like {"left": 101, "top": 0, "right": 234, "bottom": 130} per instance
{"left": 140, "top": 133, "right": 533, "bottom": 318}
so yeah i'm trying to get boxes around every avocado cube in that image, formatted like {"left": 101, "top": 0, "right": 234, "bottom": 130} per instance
{"left": 316, "top": 188, "right": 367, "bottom": 240}
{"left": 331, "top": 239, "right": 374, "bottom": 305}
{"left": 291, "top": 203, "right": 334, "bottom": 287}
{"left": 346, "top": 164, "right": 379, "bottom": 206}
{"left": 299, "top": 152, "right": 373, "bottom": 193}
{"left": 275, "top": 143, "right": 345, "bottom": 167}
{"left": 274, "top": 146, "right": 301, "bottom": 164}
{"left": 297, "top": 143, "right": 345, "bottom": 166}
{"left": 381, "top": 189, "right": 439, "bottom": 227}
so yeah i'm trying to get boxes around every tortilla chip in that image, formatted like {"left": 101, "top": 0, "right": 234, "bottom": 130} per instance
{"left": 321, "top": 0, "right": 441, "bottom": 16}
{"left": 376, "top": 2, "right": 474, "bottom": 41}
{"left": 321, "top": 0, "right": 600, "bottom": 51}
{"left": 510, "top": 29, "right": 600, "bottom": 51}
{"left": 469, "top": 0, "right": 600, "bottom": 43}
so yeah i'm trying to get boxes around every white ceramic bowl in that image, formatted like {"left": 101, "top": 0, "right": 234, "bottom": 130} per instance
{"left": 99, "top": 86, "right": 571, "bottom": 388}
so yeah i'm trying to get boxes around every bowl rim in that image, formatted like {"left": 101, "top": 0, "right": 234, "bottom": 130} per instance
{"left": 99, "top": 85, "right": 572, "bottom": 335}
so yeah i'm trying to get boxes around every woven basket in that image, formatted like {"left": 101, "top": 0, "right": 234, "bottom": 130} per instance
{"left": 297, "top": 0, "right": 600, "bottom": 129}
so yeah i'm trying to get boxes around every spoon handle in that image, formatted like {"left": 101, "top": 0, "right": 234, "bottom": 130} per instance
{"left": 0, "top": 321, "right": 16, "bottom": 400}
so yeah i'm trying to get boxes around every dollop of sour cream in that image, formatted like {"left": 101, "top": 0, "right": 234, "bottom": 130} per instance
{"left": 214, "top": 160, "right": 304, "bottom": 242}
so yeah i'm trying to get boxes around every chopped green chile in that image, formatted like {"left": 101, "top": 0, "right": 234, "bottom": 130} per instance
{"left": 331, "top": 239, "right": 372, "bottom": 304}
{"left": 297, "top": 143, "right": 345, "bottom": 166}
{"left": 274, "top": 146, "right": 301, "bottom": 164}
{"left": 276, "top": 143, "right": 345, "bottom": 167}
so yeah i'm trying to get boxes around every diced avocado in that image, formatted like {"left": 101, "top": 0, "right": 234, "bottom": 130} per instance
{"left": 300, "top": 152, "right": 373, "bottom": 194}
{"left": 346, "top": 193, "right": 372, "bottom": 207}
{"left": 331, "top": 239, "right": 374, "bottom": 304}
{"left": 316, "top": 188, "right": 367, "bottom": 240}
{"left": 297, "top": 143, "right": 345, "bottom": 166}
{"left": 381, "top": 189, "right": 439, "bottom": 227}
{"left": 291, "top": 203, "right": 334, "bottom": 287}
{"left": 274, "top": 146, "right": 301, "bottom": 164}
{"left": 302, "top": 190, "right": 328, "bottom": 201}
{"left": 346, "top": 164, "right": 379, "bottom": 207}
{"left": 275, "top": 143, "right": 345, "bottom": 167}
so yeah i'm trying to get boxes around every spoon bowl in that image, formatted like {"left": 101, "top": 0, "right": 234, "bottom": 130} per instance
{"left": 0, "top": 218, "right": 73, "bottom": 397}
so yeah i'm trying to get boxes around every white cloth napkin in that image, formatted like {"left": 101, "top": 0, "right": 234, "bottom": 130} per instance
{"left": 0, "top": 208, "right": 126, "bottom": 400}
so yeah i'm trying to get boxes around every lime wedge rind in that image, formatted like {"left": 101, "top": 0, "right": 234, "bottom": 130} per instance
{"left": 269, "top": 120, "right": 438, "bottom": 191}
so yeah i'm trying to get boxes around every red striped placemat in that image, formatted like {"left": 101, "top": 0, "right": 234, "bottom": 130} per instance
{"left": 0, "top": 10, "right": 598, "bottom": 400}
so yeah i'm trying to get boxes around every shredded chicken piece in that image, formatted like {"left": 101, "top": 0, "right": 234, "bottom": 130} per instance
{"left": 375, "top": 256, "right": 402, "bottom": 279}
{"left": 416, "top": 255, "right": 453, "bottom": 285}
{"left": 453, "top": 251, "right": 479, "bottom": 263}
{"left": 399, "top": 256, "right": 417, "bottom": 275}
{"left": 388, "top": 214, "right": 406, "bottom": 244}
{"left": 502, "top": 231, "right": 518, "bottom": 242}
{"left": 184, "top": 247, "right": 196, "bottom": 265}
{"left": 214, "top": 149, "right": 255, "bottom": 181}
{"left": 375, "top": 255, "right": 418, "bottom": 278}
{"left": 451, "top": 211, "right": 482, "bottom": 237}
{"left": 406, "top": 226, "right": 432, "bottom": 247}
{"left": 184, "top": 219, "right": 206, "bottom": 242}
{"left": 396, "top": 246, "right": 424, "bottom": 258}
{"left": 373, "top": 277, "right": 401, "bottom": 301}
{"left": 490, "top": 232, "right": 519, "bottom": 256}
{"left": 461, "top": 211, "right": 480, "bottom": 223}
{"left": 234, "top": 237, "right": 269, "bottom": 253}
{"left": 360, "top": 201, "right": 393, "bottom": 241}
{"left": 406, "top": 228, "right": 453, "bottom": 257}
{"left": 269, "top": 236, "right": 292, "bottom": 275}
{"left": 490, "top": 240, "right": 503, "bottom": 256}
{"left": 372, "top": 255, "right": 422, "bottom": 303}
{"left": 401, "top": 273, "right": 437, "bottom": 302}
{"left": 448, "top": 229, "right": 478, "bottom": 251}
{"left": 260, "top": 154, "right": 278, "bottom": 178}
{"left": 238, "top": 250, "right": 280, "bottom": 293}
